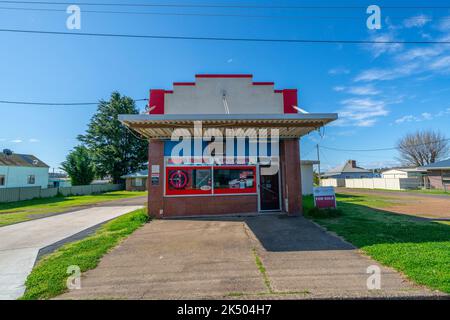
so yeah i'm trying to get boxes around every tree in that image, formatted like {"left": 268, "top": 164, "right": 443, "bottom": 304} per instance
{"left": 61, "top": 146, "right": 95, "bottom": 186}
{"left": 397, "top": 130, "right": 449, "bottom": 166}
{"left": 78, "top": 92, "right": 148, "bottom": 183}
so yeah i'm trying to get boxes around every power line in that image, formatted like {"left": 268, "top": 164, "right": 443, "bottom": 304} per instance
{"left": 0, "top": 98, "right": 148, "bottom": 106}
{"left": 1, "top": 28, "right": 450, "bottom": 44}
{"left": 1, "top": 1, "right": 450, "bottom": 10}
{"left": 1, "top": 6, "right": 448, "bottom": 21}
{"left": 321, "top": 138, "right": 450, "bottom": 152}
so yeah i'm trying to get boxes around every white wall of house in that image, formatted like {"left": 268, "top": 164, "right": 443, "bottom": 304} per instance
{"left": 0, "top": 166, "right": 49, "bottom": 189}
{"left": 301, "top": 163, "right": 315, "bottom": 195}
{"left": 165, "top": 77, "right": 284, "bottom": 115}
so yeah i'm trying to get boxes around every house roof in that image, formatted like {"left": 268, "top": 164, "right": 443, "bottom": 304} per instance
{"left": 119, "top": 113, "right": 338, "bottom": 139}
{"left": 121, "top": 169, "right": 148, "bottom": 178}
{"left": 420, "top": 158, "right": 450, "bottom": 170}
{"left": 0, "top": 153, "right": 49, "bottom": 168}
{"left": 381, "top": 167, "right": 426, "bottom": 173}
{"left": 323, "top": 160, "right": 371, "bottom": 177}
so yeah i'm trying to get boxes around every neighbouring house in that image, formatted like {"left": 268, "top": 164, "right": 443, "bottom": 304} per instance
{"left": 301, "top": 160, "right": 319, "bottom": 195}
{"left": 381, "top": 167, "right": 426, "bottom": 179}
{"left": 119, "top": 74, "right": 337, "bottom": 217}
{"left": 48, "top": 172, "right": 72, "bottom": 188}
{"left": 322, "top": 160, "right": 376, "bottom": 179}
{"left": 121, "top": 169, "right": 148, "bottom": 191}
{"left": 420, "top": 159, "right": 450, "bottom": 191}
{"left": 0, "top": 149, "right": 49, "bottom": 189}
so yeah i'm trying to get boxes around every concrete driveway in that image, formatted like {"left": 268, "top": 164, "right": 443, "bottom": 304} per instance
{"left": 61, "top": 215, "right": 440, "bottom": 299}
{"left": 0, "top": 196, "right": 145, "bottom": 300}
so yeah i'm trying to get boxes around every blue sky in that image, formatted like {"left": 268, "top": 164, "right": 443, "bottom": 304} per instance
{"left": 1, "top": 0, "right": 450, "bottom": 171}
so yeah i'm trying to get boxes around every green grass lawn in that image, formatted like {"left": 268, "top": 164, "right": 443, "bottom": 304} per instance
{"left": 0, "top": 190, "right": 147, "bottom": 227}
{"left": 303, "top": 193, "right": 450, "bottom": 294}
{"left": 21, "top": 208, "right": 149, "bottom": 300}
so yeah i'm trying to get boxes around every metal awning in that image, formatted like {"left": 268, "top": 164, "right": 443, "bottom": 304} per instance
{"left": 119, "top": 113, "right": 338, "bottom": 139}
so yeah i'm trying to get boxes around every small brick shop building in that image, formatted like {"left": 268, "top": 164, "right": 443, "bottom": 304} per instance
{"left": 120, "top": 74, "right": 337, "bottom": 218}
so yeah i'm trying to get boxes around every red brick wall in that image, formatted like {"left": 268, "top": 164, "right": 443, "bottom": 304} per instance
{"left": 280, "top": 139, "right": 302, "bottom": 215}
{"left": 148, "top": 140, "right": 165, "bottom": 217}
{"left": 163, "top": 195, "right": 258, "bottom": 217}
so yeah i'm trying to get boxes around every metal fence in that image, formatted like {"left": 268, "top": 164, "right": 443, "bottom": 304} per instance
{"left": 0, "top": 184, "right": 123, "bottom": 203}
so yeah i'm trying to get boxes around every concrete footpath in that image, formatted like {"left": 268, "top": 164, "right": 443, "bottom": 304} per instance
{"left": 0, "top": 196, "right": 145, "bottom": 300}
{"left": 61, "top": 215, "right": 443, "bottom": 299}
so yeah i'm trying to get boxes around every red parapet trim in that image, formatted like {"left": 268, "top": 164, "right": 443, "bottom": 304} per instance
{"left": 274, "top": 89, "right": 283, "bottom": 93}
{"left": 165, "top": 90, "right": 173, "bottom": 94}
{"left": 253, "top": 82, "right": 274, "bottom": 85}
{"left": 173, "top": 82, "right": 195, "bottom": 86}
{"left": 149, "top": 89, "right": 165, "bottom": 114}
{"left": 282, "top": 89, "right": 298, "bottom": 114}
{"left": 195, "top": 74, "right": 253, "bottom": 78}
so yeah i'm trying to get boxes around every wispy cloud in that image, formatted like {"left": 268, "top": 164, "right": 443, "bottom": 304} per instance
{"left": 403, "top": 14, "right": 431, "bottom": 28}
{"left": 364, "top": 32, "right": 403, "bottom": 58}
{"left": 227, "top": 58, "right": 233, "bottom": 63}
{"left": 328, "top": 67, "right": 350, "bottom": 75}
{"left": 28, "top": 138, "right": 39, "bottom": 143}
{"left": 354, "top": 63, "right": 419, "bottom": 82}
{"left": 333, "top": 97, "right": 391, "bottom": 127}
{"left": 10, "top": 139, "right": 22, "bottom": 143}
{"left": 394, "top": 108, "right": 450, "bottom": 124}
{"left": 333, "top": 84, "right": 380, "bottom": 95}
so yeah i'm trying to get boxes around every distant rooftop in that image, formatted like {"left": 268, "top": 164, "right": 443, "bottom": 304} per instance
{"left": 420, "top": 158, "right": 450, "bottom": 170}
{"left": 0, "top": 151, "right": 48, "bottom": 168}
{"left": 323, "top": 160, "right": 371, "bottom": 177}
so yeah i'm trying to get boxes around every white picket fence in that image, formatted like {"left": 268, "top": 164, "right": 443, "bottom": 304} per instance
{"left": 0, "top": 184, "right": 123, "bottom": 203}
{"left": 321, "top": 177, "right": 421, "bottom": 190}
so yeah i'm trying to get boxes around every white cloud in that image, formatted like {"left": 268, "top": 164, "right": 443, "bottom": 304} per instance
{"left": 10, "top": 139, "right": 22, "bottom": 143}
{"left": 333, "top": 85, "right": 380, "bottom": 95}
{"left": 421, "top": 112, "right": 433, "bottom": 120}
{"left": 227, "top": 58, "right": 233, "bottom": 63}
{"left": 28, "top": 138, "right": 39, "bottom": 143}
{"left": 429, "top": 55, "right": 450, "bottom": 73}
{"left": 395, "top": 108, "right": 450, "bottom": 124}
{"left": 365, "top": 33, "right": 403, "bottom": 58}
{"left": 395, "top": 115, "right": 418, "bottom": 124}
{"left": 328, "top": 67, "right": 350, "bottom": 75}
{"left": 437, "top": 15, "right": 450, "bottom": 32}
{"left": 333, "top": 86, "right": 345, "bottom": 92}
{"left": 403, "top": 14, "right": 431, "bottom": 28}
{"left": 334, "top": 97, "right": 390, "bottom": 127}
{"left": 354, "top": 63, "right": 419, "bottom": 82}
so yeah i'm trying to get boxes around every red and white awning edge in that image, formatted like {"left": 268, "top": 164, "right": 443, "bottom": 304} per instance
{"left": 119, "top": 113, "right": 338, "bottom": 139}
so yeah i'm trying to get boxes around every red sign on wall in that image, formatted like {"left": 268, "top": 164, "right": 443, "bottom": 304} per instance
{"left": 313, "top": 187, "right": 337, "bottom": 209}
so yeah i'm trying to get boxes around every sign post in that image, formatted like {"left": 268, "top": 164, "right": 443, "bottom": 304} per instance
{"left": 313, "top": 186, "right": 337, "bottom": 209}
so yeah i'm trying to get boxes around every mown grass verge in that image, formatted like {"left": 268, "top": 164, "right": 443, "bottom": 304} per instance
{"left": 0, "top": 190, "right": 147, "bottom": 227}
{"left": 303, "top": 194, "right": 450, "bottom": 294}
{"left": 20, "top": 208, "right": 149, "bottom": 300}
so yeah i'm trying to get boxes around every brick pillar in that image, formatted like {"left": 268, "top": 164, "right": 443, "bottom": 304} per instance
{"left": 281, "top": 139, "right": 302, "bottom": 215}
{"left": 147, "top": 140, "right": 165, "bottom": 218}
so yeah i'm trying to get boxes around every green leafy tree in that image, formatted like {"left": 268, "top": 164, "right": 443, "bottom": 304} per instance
{"left": 61, "top": 146, "right": 95, "bottom": 186}
{"left": 78, "top": 92, "right": 148, "bottom": 183}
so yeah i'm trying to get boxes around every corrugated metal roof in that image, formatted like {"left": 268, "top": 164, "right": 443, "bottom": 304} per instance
{"left": 421, "top": 158, "right": 450, "bottom": 170}
{"left": 119, "top": 113, "right": 338, "bottom": 139}
{"left": 0, "top": 153, "right": 49, "bottom": 168}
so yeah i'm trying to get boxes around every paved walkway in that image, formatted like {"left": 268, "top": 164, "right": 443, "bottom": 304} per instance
{"left": 0, "top": 196, "right": 145, "bottom": 300}
{"left": 61, "top": 215, "right": 442, "bottom": 299}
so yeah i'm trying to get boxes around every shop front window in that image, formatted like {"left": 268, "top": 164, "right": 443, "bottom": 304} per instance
{"left": 213, "top": 167, "right": 256, "bottom": 194}
{"left": 166, "top": 167, "right": 212, "bottom": 195}
{"left": 165, "top": 164, "right": 256, "bottom": 196}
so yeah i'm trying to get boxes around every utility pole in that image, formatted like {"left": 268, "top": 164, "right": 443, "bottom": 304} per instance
{"left": 316, "top": 144, "right": 321, "bottom": 186}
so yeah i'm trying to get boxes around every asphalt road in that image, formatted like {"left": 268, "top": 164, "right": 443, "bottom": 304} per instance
{"left": 0, "top": 196, "right": 146, "bottom": 300}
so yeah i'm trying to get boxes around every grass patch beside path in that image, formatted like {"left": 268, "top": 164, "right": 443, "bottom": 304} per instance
{"left": 303, "top": 194, "right": 450, "bottom": 294}
{"left": 21, "top": 208, "right": 149, "bottom": 300}
{"left": 0, "top": 191, "right": 147, "bottom": 227}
